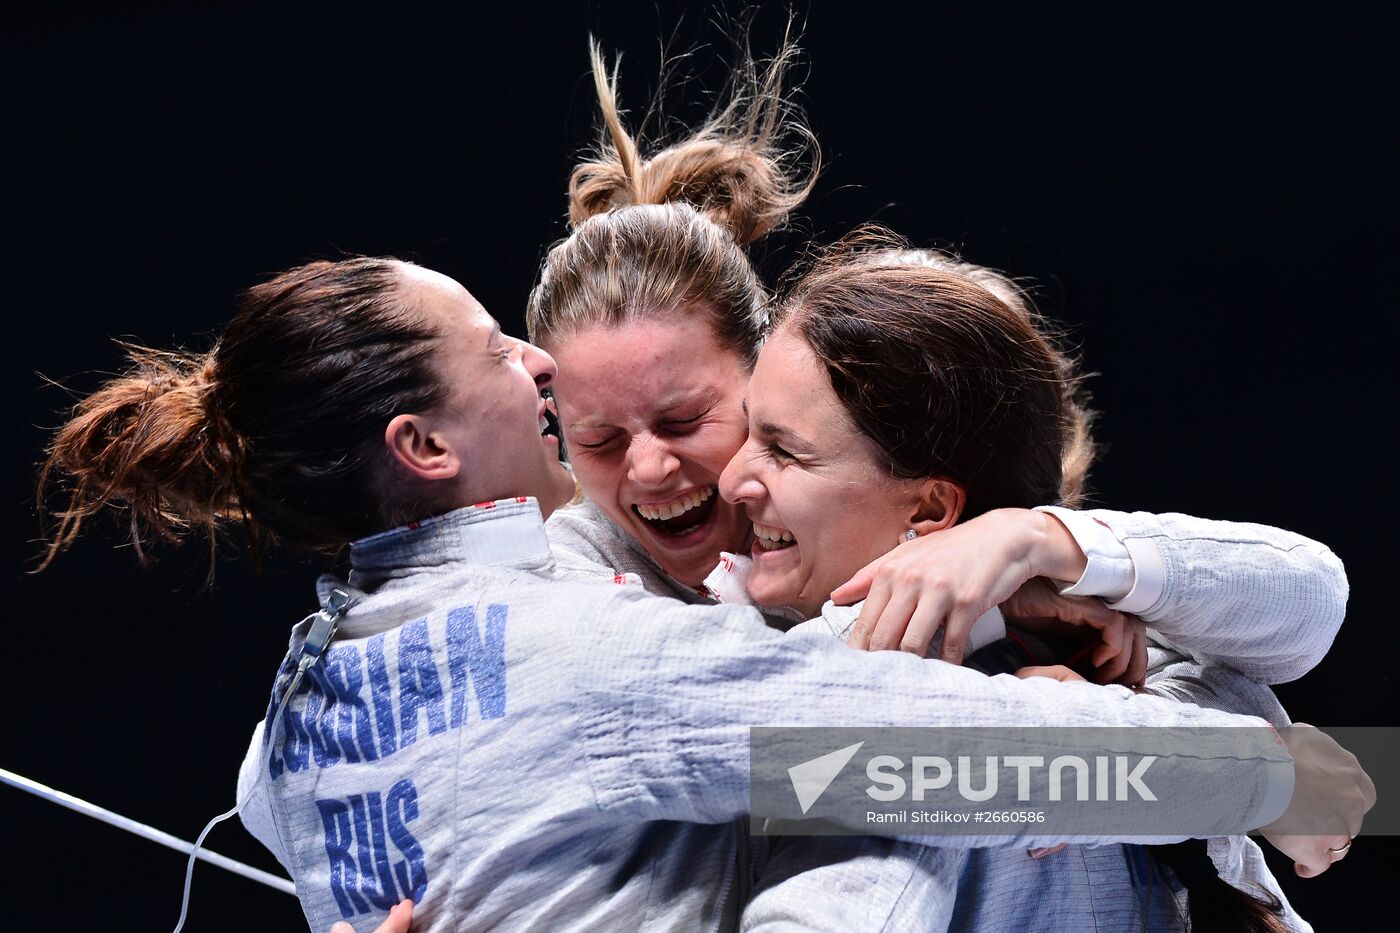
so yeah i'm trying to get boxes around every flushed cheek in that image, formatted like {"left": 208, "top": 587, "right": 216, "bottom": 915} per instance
{"left": 568, "top": 458, "right": 623, "bottom": 505}
{"left": 777, "top": 504, "right": 870, "bottom": 604}
{"left": 819, "top": 515, "right": 887, "bottom": 574}
{"left": 676, "top": 440, "right": 744, "bottom": 484}
{"left": 702, "top": 428, "right": 749, "bottom": 472}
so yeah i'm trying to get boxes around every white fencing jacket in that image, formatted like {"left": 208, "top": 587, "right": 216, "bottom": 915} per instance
{"left": 236, "top": 498, "right": 1337, "bottom": 932}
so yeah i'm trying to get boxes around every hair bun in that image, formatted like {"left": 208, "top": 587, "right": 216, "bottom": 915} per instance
{"left": 567, "top": 37, "right": 817, "bottom": 248}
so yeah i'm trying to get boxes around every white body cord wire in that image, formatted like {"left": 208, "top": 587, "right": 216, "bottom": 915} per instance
{"left": 3, "top": 589, "right": 349, "bottom": 931}
{"left": 170, "top": 589, "right": 349, "bottom": 932}
{"left": 0, "top": 765, "right": 295, "bottom": 894}
{"left": 170, "top": 668, "right": 304, "bottom": 931}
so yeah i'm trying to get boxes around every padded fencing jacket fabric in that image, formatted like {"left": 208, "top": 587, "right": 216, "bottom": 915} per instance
{"left": 547, "top": 499, "right": 1343, "bottom": 931}
{"left": 739, "top": 641, "right": 1314, "bottom": 931}
{"left": 547, "top": 499, "right": 1348, "bottom": 682}
{"left": 238, "top": 498, "right": 1298, "bottom": 933}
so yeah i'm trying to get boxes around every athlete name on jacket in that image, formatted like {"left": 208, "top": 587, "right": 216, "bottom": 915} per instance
{"left": 269, "top": 603, "right": 509, "bottom": 778}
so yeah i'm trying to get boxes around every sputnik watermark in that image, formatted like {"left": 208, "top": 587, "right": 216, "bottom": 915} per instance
{"left": 865, "top": 754, "right": 1157, "bottom": 803}
{"left": 788, "top": 748, "right": 1155, "bottom": 815}
{"left": 788, "top": 742, "right": 864, "bottom": 814}
{"left": 749, "top": 726, "right": 1318, "bottom": 837}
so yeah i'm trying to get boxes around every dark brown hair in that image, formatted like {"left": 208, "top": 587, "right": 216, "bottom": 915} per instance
{"left": 37, "top": 257, "right": 448, "bottom": 567}
{"left": 774, "top": 232, "right": 1096, "bottom": 517}
{"left": 525, "top": 34, "right": 817, "bottom": 367}
{"left": 783, "top": 239, "right": 1288, "bottom": 930}
{"left": 1151, "top": 838, "right": 1289, "bottom": 932}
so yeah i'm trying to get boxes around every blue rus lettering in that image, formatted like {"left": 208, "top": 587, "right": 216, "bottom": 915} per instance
{"left": 396, "top": 617, "right": 447, "bottom": 749}
{"left": 317, "top": 798, "right": 369, "bottom": 918}
{"left": 348, "top": 793, "right": 400, "bottom": 911}
{"left": 317, "top": 779, "right": 429, "bottom": 919}
{"left": 446, "top": 604, "right": 508, "bottom": 727}
{"left": 386, "top": 779, "right": 428, "bottom": 903}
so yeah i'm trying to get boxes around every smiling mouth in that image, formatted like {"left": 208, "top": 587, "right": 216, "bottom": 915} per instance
{"left": 633, "top": 486, "right": 717, "bottom": 538}
{"left": 539, "top": 396, "right": 566, "bottom": 457}
{"left": 752, "top": 520, "right": 796, "bottom": 551}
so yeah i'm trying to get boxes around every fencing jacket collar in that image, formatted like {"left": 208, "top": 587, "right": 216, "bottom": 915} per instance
{"left": 349, "top": 497, "right": 552, "bottom": 578}
{"left": 316, "top": 497, "right": 555, "bottom": 641}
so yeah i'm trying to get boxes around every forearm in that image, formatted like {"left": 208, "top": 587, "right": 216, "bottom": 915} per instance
{"left": 1042, "top": 508, "right": 1347, "bottom": 682}
{"left": 574, "top": 594, "right": 1293, "bottom": 848}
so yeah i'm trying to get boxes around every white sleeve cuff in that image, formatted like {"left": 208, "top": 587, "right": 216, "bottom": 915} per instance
{"left": 1034, "top": 507, "right": 1169, "bottom": 613}
{"left": 1105, "top": 535, "right": 1167, "bottom": 615}
{"left": 1035, "top": 506, "right": 1135, "bottom": 601}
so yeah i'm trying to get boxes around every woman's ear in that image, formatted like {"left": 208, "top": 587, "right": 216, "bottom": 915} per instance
{"left": 907, "top": 478, "right": 965, "bottom": 535}
{"left": 385, "top": 414, "right": 462, "bottom": 482}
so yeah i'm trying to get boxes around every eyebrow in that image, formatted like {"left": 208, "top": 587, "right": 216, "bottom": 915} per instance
{"left": 569, "top": 389, "right": 719, "bottom": 430}
{"left": 486, "top": 321, "right": 502, "bottom": 347}
{"left": 742, "top": 400, "right": 814, "bottom": 450}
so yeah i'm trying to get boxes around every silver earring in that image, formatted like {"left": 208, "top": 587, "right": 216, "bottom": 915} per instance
{"left": 903, "top": 529, "right": 919, "bottom": 542}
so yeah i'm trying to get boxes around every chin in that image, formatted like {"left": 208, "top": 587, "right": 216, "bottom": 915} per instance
{"left": 656, "top": 533, "right": 732, "bottom": 585}
{"left": 551, "top": 465, "right": 578, "bottom": 501}
{"left": 747, "top": 575, "right": 801, "bottom": 612}
{"left": 706, "top": 503, "right": 755, "bottom": 558}
{"left": 529, "top": 465, "right": 576, "bottom": 516}
{"left": 660, "top": 557, "right": 711, "bottom": 588}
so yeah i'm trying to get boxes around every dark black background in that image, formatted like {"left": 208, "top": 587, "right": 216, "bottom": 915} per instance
{"left": 4, "top": 2, "right": 1395, "bottom": 929}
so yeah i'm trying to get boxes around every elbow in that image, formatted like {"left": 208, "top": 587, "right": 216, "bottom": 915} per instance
{"left": 1306, "top": 547, "right": 1348, "bottom": 663}
{"left": 1269, "top": 548, "right": 1348, "bottom": 683}
{"left": 1319, "top": 546, "right": 1350, "bottom": 631}
{"left": 1266, "top": 650, "right": 1330, "bottom": 685}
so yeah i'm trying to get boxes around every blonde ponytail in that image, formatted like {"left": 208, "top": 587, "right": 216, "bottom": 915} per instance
{"left": 531, "top": 31, "right": 815, "bottom": 366}
{"left": 566, "top": 30, "right": 817, "bottom": 245}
